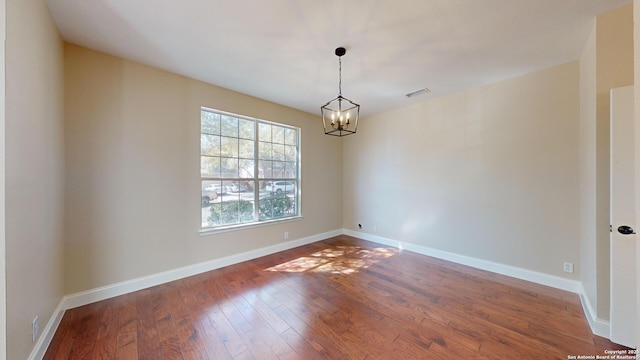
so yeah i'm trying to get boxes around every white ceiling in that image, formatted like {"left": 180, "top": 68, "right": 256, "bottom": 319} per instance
{"left": 45, "top": 0, "right": 631, "bottom": 117}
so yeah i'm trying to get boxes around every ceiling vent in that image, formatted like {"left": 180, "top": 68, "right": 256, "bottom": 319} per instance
{"left": 405, "top": 87, "right": 431, "bottom": 98}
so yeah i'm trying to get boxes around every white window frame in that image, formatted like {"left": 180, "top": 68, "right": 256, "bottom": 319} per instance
{"left": 200, "top": 107, "right": 301, "bottom": 233}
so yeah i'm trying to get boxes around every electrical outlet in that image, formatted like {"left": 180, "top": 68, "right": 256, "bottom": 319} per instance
{"left": 284, "top": 231, "right": 289, "bottom": 240}
{"left": 563, "top": 262, "right": 574, "bottom": 274}
{"left": 358, "top": 224, "right": 362, "bottom": 229}
{"left": 32, "top": 316, "right": 39, "bottom": 342}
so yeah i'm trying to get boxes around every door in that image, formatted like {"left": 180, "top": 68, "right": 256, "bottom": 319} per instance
{"left": 610, "top": 85, "right": 636, "bottom": 348}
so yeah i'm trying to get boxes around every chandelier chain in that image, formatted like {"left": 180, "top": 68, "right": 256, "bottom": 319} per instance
{"left": 338, "top": 56, "right": 342, "bottom": 96}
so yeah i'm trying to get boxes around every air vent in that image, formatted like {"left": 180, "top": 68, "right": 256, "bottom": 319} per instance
{"left": 405, "top": 87, "right": 431, "bottom": 98}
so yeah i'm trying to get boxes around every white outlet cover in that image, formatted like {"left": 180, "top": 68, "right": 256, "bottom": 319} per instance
{"left": 563, "top": 262, "right": 574, "bottom": 273}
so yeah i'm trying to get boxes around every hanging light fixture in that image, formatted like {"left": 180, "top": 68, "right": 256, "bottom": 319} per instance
{"left": 321, "top": 47, "right": 360, "bottom": 136}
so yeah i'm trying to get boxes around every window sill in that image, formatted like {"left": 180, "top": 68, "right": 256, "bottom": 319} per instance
{"left": 199, "top": 216, "right": 303, "bottom": 236}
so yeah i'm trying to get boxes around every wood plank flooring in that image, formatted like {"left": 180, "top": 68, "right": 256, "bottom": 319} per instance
{"left": 44, "top": 235, "right": 631, "bottom": 359}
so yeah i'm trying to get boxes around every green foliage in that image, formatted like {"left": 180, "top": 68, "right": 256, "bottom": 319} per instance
{"left": 259, "top": 194, "right": 294, "bottom": 220}
{"left": 207, "top": 194, "right": 294, "bottom": 226}
{"left": 208, "top": 200, "right": 254, "bottom": 225}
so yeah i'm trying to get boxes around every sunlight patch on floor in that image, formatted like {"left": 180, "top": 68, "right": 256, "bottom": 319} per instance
{"left": 265, "top": 245, "right": 397, "bottom": 274}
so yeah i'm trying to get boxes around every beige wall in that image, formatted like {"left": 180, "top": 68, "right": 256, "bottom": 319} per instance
{"left": 343, "top": 62, "right": 581, "bottom": 278}
{"left": 64, "top": 44, "right": 343, "bottom": 294}
{"left": 0, "top": 0, "right": 5, "bottom": 358}
{"left": 580, "top": 21, "right": 599, "bottom": 322}
{"left": 634, "top": 0, "right": 640, "bottom": 349}
{"left": 5, "top": 0, "right": 65, "bottom": 359}
{"left": 594, "top": 3, "right": 634, "bottom": 320}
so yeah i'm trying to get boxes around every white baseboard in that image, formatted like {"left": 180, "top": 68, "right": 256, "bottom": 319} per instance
{"left": 27, "top": 299, "right": 65, "bottom": 360}
{"left": 578, "top": 283, "right": 611, "bottom": 338}
{"left": 29, "top": 228, "right": 342, "bottom": 360}
{"left": 343, "top": 229, "right": 582, "bottom": 293}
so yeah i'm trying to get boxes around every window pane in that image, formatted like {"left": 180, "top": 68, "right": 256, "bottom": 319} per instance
{"left": 205, "top": 182, "right": 256, "bottom": 226}
{"left": 273, "top": 144, "right": 285, "bottom": 161}
{"left": 201, "top": 134, "right": 220, "bottom": 156}
{"left": 221, "top": 158, "right": 238, "bottom": 178}
{"left": 239, "top": 119, "right": 255, "bottom": 140}
{"left": 265, "top": 180, "right": 296, "bottom": 194}
{"left": 244, "top": 181, "right": 255, "bottom": 194}
{"left": 221, "top": 115, "right": 238, "bottom": 137}
{"left": 259, "top": 180, "right": 296, "bottom": 220}
{"left": 224, "top": 180, "right": 253, "bottom": 194}
{"left": 208, "top": 198, "right": 254, "bottom": 226}
{"left": 201, "top": 156, "right": 220, "bottom": 177}
{"left": 285, "top": 128, "right": 296, "bottom": 145}
{"left": 239, "top": 139, "right": 254, "bottom": 159}
{"left": 259, "top": 123, "right": 271, "bottom": 141}
{"left": 284, "top": 145, "right": 296, "bottom": 162}
{"left": 201, "top": 111, "right": 220, "bottom": 135}
{"left": 239, "top": 159, "right": 254, "bottom": 178}
{"left": 201, "top": 180, "right": 221, "bottom": 206}
{"left": 272, "top": 161, "right": 285, "bottom": 178}
{"left": 272, "top": 126, "right": 285, "bottom": 144}
{"left": 284, "top": 181, "right": 296, "bottom": 193}
{"left": 259, "top": 160, "right": 272, "bottom": 178}
{"left": 284, "top": 161, "right": 297, "bottom": 178}
{"left": 202, "top": 180, "right": 222, "bottom": 193}
{"left": 221, "top": 137, "right": 238, "bottom": 158}
{"left": 259, "top": 141, "right": 272, "bottom": 160}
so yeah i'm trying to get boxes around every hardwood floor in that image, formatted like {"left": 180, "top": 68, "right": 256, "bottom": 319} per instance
{"left": 44, "top": 235, "right": 631, "bottom": 359}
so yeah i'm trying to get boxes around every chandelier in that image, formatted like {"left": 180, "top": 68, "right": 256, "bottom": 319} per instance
{"left": 321, "top": 47, "right": 360, "bottom": 136}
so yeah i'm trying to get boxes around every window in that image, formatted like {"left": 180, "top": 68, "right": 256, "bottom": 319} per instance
{"left": 201, "top": 108, "right": 300, "bottom": 230}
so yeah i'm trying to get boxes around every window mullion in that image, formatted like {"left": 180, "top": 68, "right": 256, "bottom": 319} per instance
{"left": 253, "top": 121, "right": 259, "bottom": 221}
